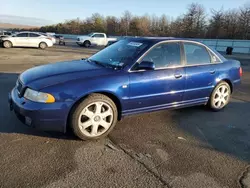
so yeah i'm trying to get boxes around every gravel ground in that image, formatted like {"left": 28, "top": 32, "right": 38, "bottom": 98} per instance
{"left": 0, "top": 44, "right": 250, "bottom": 188}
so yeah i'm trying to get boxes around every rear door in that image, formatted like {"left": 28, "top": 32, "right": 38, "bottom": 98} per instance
{"left": 182, "top": 42, "right": 219, "bottom": 102}
{"left": 127, "top": 42, "right": 186, "bottom": 112}
{"left": 28, "top": 33, "right": 41, "bottom": 47}
{"left": 14, "top": 33, "right": 29, "bottom": 46}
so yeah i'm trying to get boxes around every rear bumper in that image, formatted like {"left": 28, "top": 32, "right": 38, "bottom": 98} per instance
{"left": 9, "top": 88, "right": 73, "bottom": 133}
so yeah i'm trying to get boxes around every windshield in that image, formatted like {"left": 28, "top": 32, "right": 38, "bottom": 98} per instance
{"left": 89, "top": 40, "right": 149, "bottom": 68}
{"left": 88, "top": 32, "right": 94, "bottom": 37}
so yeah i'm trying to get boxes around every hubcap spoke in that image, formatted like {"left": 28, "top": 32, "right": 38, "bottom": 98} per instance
{"left": 100, "top": 120, "right": 111, "bottom": 129}
{"left": 101, "top": 109, "right": 112, "bottom": 119}
{"left": 217, "top": 100, "right": 222, "bottom": 107}
{"left": 214, "top": 97, "right": 220, "bottom": 103}
{"left": 91, "top": 124, "right": 99, "bottom": 135}
{"left": 95, "top": 102, "right": 103, "bottom": 114}
{"left": 221, "top": 86, "right": 225, "bottom": 94}
{"left": 80, "top": 119, "right": 92, "bottom": 129}
{"left": 82, "top": 108, "right": 94, "bottom": 118}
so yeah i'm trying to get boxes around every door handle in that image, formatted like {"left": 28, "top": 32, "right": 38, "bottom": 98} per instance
{"left": 174, "top": 74, "right": 183, "bottom": 79}
{"left": 209, "top": 70, "right": 216, "bottom": 74}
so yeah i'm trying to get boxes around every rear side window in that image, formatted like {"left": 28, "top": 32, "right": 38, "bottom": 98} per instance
{"left": 29, "top": 33, "right": 40, "bottom": 37}
{"left": 16, "top": 33, "right": 28, "bottom": 37}
{"left": 184, "top": 43, "right": 211, "bottom": 65}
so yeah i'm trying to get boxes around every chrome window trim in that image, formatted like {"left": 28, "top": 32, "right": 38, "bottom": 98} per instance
{"left": 128, "top": 40, "right": 223, "bottom": 73}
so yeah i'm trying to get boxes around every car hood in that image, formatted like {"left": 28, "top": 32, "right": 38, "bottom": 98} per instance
{"left": 19, "top": 59, "right": 115, "bottom": 90}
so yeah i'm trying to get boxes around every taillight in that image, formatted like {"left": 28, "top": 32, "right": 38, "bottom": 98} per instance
{"left": 46, "top": 37, "right": 52, "bottom": 40}
{"left": 239, "top": 67, "right": 243, "bottom": 77}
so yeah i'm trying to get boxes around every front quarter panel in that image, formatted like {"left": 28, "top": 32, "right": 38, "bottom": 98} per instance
{"left": 40, "top": 72, "right": 129, "bottom": 111}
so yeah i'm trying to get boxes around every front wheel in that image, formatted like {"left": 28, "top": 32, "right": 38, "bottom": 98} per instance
{"left": 70, "top": 94, "right": 118, "bottom": 140}
{"left": 209, "top": 81, "right": 231, "bottom": 111}
{"left": 83, "top": 40, "right": 91, "bottom": 48}
{"left": 3, "top": 40, "right": 12, "bottom": 48}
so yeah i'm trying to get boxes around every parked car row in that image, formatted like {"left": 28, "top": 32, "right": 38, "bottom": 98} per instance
{"left": 1, "top": 31, "right": 56, "bottom": 49}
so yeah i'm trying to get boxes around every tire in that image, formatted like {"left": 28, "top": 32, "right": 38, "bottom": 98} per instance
{"left": 3, "top": 40, "right": 12, "bottom": 48}
{"left": 83, "top": 40, "right": 91, "bottom": 48}
{"left": 70, "top": 93, "right": 118, "bottom": 140}
{"left": 39, "top": 42, "right": 47, "bottom": 49}
{"left": 209, "top": 81, "right": 231, "bottom": 111}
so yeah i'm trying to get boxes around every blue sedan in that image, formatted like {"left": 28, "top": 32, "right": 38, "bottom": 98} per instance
{"left": 9, "top": 38, "right": 242, "bottom": 140}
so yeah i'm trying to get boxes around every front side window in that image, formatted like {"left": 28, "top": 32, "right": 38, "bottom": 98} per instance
{"left": 93, "top": 34, "right": 104, "bottom": 38}
{"left": 89, "top": 40, "right": 149, "bottom": 68}
{"left": 184, "top": 43, "right": 211, "bottom": 65}
{"left": 16, "top": 33, "right": 28, "bottom": 37}
{"left": 141, "top": 42, "right": 181, "bottom": 69}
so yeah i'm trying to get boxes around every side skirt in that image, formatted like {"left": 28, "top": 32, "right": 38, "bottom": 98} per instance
{"left": 122, "top": 98, "right": 208, "bottom": 117}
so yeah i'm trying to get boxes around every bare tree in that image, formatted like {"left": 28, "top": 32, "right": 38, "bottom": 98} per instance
{"left": 238, "top": 4, "right": 250, "bottom": 39}
{"left": 181, "top": 3, "right": 207, "bottom": 38}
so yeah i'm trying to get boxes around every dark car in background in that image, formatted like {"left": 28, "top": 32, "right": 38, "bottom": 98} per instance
{"left": 9, "top": 38, "right": 242, "bottom": 140}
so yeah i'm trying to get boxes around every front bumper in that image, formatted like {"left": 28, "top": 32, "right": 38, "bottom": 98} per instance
{"left": 76, "top": 41, "right": 84, "bottom": 45}
{"left": 9, "top": 88, "right": 73, "bottom": 133}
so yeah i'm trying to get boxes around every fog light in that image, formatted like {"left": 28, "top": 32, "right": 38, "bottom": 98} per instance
{"left": 25, "top": 117, "right": 32, "bottom": 126}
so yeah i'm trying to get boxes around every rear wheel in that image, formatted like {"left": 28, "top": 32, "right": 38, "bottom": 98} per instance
{"left": 83, "top": 40, "right": 91, "bottom": 48}
{"left": 70, "top": 94, "right": 118, "bottom": 140}
{"left": 3, "top": 40, "right": 12, "bottom": 48}
{"left": 39, "top": 42, "right": 47, "bottom": 49}
{"left": 209, "top": 81, "right": 231, "bottom": 111}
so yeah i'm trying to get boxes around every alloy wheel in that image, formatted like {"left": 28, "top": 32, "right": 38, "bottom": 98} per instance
{"left": 78, "top": 101, "right": 114, "bottom": 137}
{"left": 213, "top": 85, "right": 230, "bottom": 109}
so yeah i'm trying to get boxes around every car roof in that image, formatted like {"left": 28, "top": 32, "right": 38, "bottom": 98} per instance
{"left": 17, "top": 31, "right": 42, "bottom": 35}
{"left": 125, "top": 37, "right": 203, "bottom": 44}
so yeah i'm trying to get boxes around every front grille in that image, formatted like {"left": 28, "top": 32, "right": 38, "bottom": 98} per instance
{"left": 16, "top": 80, "right": 22, "bottom": 94}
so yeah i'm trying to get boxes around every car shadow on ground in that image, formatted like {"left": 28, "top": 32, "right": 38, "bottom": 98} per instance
{"left": 111, "top": 100, "right": 250, "bottom": 163}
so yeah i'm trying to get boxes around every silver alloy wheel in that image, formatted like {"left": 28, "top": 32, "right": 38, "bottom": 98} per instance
{"left": 213, "top": 85, "right": 230, "bottom": 109}
{"left": 40, "top": 42, "right": 47, "bottom": 49}
{"left": 78, "top": 101, "right": 114, "bottom": 137}
{"left": 3, "top": 41, "right": 11, "bottom": 48}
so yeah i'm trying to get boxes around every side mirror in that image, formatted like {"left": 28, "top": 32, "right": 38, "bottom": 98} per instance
{"left": 137, "top": 61, "right": 155, "bottom": 70}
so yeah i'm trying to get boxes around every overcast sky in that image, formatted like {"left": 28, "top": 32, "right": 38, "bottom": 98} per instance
{"left": 1, "top": 0, "right": 249, "bottom": 25}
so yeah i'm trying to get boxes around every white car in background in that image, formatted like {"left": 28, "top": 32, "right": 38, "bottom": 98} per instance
{"left": 2, "top": 32, "right": 54, "bottom": 49}
{"left": 76, "top": 32, "right": 117, "bottom": 47}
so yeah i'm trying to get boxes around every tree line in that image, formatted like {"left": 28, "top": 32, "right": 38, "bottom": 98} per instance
{"left": 22, "top": 3, "right": 250, "bottom": 39}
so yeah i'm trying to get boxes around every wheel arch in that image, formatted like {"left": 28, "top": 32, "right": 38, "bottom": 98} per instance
{"left": 39, "top": 41, "right": 48, "bottom": 47}
{"left": 66, "top": 91, "right": 122, "bottom": 132}
{"left": 84, "top": 40, "right": 91, "bottom": 45}
{"left": 220, "top": 79, "right": 233, "bottom": 93}
{"left": 3, "top": 40, "right": 13, "bottom": 47}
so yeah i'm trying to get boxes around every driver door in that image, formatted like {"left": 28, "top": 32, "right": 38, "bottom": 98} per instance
{"left": 126, "top": 42, "right": 186, "bottom": 113}
{"left": 92, "top": 34, "right": 105, "bottom": 46}
{"left": 14, "top": 33, "right": 29, "bottom": 46}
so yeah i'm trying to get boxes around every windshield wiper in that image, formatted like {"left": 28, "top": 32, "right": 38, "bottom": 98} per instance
{"left": 87, "top": 59, "right": 107, "bottom": 68}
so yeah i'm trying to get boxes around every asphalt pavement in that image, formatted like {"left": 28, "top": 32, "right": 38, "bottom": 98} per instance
{"left": 0, "top": 46, "right": 250, "bottom": 188}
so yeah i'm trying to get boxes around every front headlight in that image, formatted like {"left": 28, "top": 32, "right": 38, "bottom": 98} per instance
{"left": 24, "top": 88, "right": 55, "bottom": 103}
